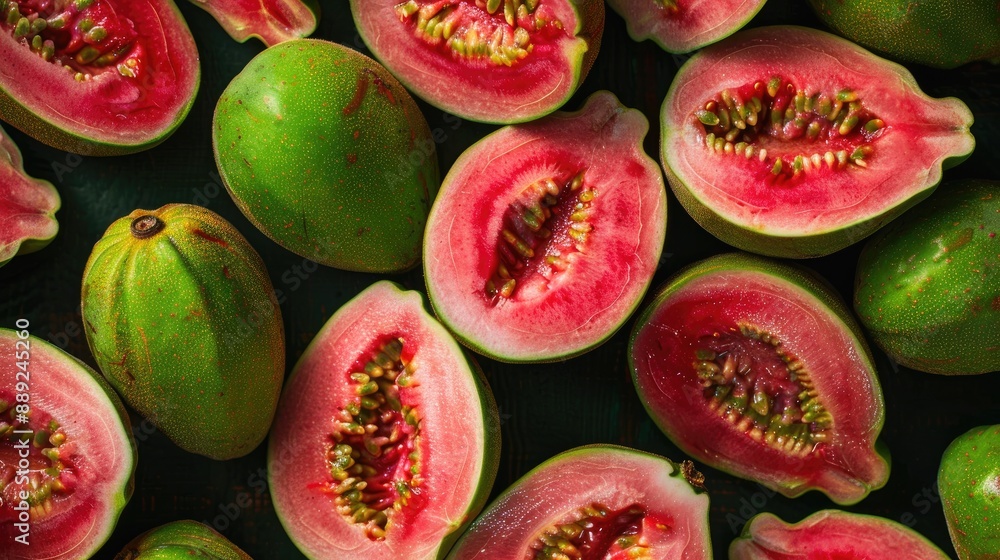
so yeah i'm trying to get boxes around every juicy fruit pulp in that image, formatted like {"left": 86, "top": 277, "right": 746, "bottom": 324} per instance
{"left": 810, "top": 0, "right": 1000, "bottom": 69}
{"left": 115, "top": 520, "right": 252, "bottom": 559}
{"left": 81, "top": 204, "right": 284, "bottom": 460}
{"left": 730, "top": 510, "right": 951, "bottom": 559}
{"left": 660, "top": 25, "right": 975, "bottom": 258}
{"left": 0, "top": 328, "right": 135, "bottom": 560}
{"left": 423, "top": 91, "right": 667, "bottom": 362}
{"left": 939, "top": 425, "right": 1000, "bottom": 560}
{"left": 629, "top": 253, "right": 889, "bottom": 504}
{"left": 268, "top": 281, "right": 500, "bottom": 560}
{"left": 186, "top": 0, "right": 319, "bottom": 46}
{"left": 350, "top": 0, "right": 604, "bottom": 123}
{"left": 446, "top": 445, "right": 712, "bottom": 560}
{"left": 0, "top": 124, "right": 59, "bottom": 267}
{"left": 214, "top": 39, "right": 438, "bottom": 273}
{"left": 606, "top": 0, "right": 766, "bottom": 53}
{"left": 854, "top": 180, "right": 1000, "bottom": 375}
{"left": 0, "top": 0, "right": 199, "bottom": 155}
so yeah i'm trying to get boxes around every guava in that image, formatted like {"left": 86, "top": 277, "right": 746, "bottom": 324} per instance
{"left": 0, "top": 0, "right": 200, "bottom": 155}
{"left": 939, "top": 425, "right": 1000, "bottom": 560}
{"left": 854, "top": 179, "right": 1000, "bottom": 375}
{"left": 114, "top": 520, "right": 252, "bottom": 559}
{"left": 186, "top": 0, "right": 319, "bottom": 46}
{"left": 606, "top": 0, "right": 766, "bottom": 53}
{"left": 350, "top": 0, "right": 604, "bottom": 124}
{"left": 629, "top": 252, "right": 889, "bottom": 505}
{"left": 1, "top": 123, "right": 59, "bottom": 268}
{"left": 214, "top": 39, "right": 439, "bottom": 273}
{"left": 446, "top": 444, "right": 712, "bottom": 559}
{"left": 423, "top": 90, "right": 667, "bottom": 363}
{"left": 730, "top": 510, "right": 951, "bottom": 559}
{"left": 268, "top": 281, "right": 500, "bottom": 560}
{"left": 810, "top": 0, "right": 1000, "bottom": 69}
{"left": 660, "top": 25, "right": 975, "bottom": 258}
{"left": 81, "top": 204, "right": 285, "bottom": 460}
{"left": 0, "top": 327, "right": 135, "bottom": 560}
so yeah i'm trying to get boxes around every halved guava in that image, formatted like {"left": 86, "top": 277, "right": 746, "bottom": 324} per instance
{"left": 268, "top": 281, "right": 500, "bottom": 560}
{"left": 730, "top": 510, "right": 952, "bottom": 559}
{"left": 660, "top": 25, "right": 975, "bottom": 258}
{"left": 0, "top": 0, "right": 200, "bottom": 156}
{"left": 350, "top": 0, "right": 604, "bottom": 124}
{"left": 187, "top": 0, "right": 319, "bottom": 46}
{"left": 423, "top": 91, "right": 667, "bottom": 363}
{"left": 1, "top": 124, "right": 59, "bottom": 267}
{"left": 0, "top": 327, "right": 136, "bottom": 559}
{"left": 115, "top": 520, "right": 252, "bottom": 559}
{"left": 606, "top": 0, "right": 766, "bottom": 53}
{"left": 629, "top": 252, "right": 889, "bottom": 505}
{"left": 446, "top": 444, "right": 712, "bottom": 559}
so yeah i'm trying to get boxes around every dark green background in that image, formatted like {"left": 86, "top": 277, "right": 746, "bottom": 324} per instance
{"left": 1, "top": 0, "right": 998, "bottom": 558}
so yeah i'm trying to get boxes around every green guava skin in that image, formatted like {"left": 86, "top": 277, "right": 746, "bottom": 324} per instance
{"left": 810, "top": 0, "right": 1000, "bottom": 69}
{"left": 854, "top": 180, "right": 1000, "bottom": 375}
{"left": 114, "top": 520, "right": 253, "bottom": 559}
{"left": 213, "top": 39, "right": 439, "bottom": 273}
{"left": 939, "top": 425, "right": 1000, "bottom": 560}
{"left": 81, "top": 204, "right": 285, "bottom": 460}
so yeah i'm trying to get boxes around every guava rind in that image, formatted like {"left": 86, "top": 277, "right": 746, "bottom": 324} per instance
{"left": 350, "top": 0, "right": 604, "bottom": 124}
{"left": 423, "top": 90, "right": 667, "bottom": 363}
{"left": 854, "top": 180, "right": 1000, "bottom": 375}
{"left": 446, "top": 444, "right": 712, "bottom": 560}
{"left": 214, "top": 39, "right": 438, "bottom": 273}
{"left": 0, "top": 328, "right": 136, "bottom": 560}
{"left": 939, "top": 425, "right": 1000, "bottom": 560}
{"left": 629, "top": 252, "right": 889, "bottom": 505}
{"left": 660, "top": 25, "right": 975, "bottom": 258}
{"left": 81, "top": 204, "right": 285, "bottom": 460}
{"left": 268, "top": 280, "right": 500, "bottom": 560}
{"left": 606, "top": 0, "right": 766, "bottom": 53}
{"left": 0, "top": 124, "right": 59, "bottom": 267}
{"left": 0, "top": 0, "right": 200, "bottom": 156}
{"left": 810, "top": 0, "right": 1000, "bottom": 69}
{"left": 730, "top": 510, "right": 951, "bottom": 559}
{"left": 187, "top": 0, "right": 319, "bottom": 46}
{"left": 114, "top": 520, "right": 253, "bottom": 559}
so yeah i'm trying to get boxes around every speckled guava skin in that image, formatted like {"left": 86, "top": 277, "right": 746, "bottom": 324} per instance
{"left": 939, "top": 425, "right": 1000, "bottom": 560}
{"left": 213, "top": 39, "right": 439, "bottom": 273}
{"left": 114, "top": 520, "right": 252, "bottom": 559}
{"left": 81, "top": 204, "right": 285, "bottom": 460}
{"left": 854, "top": 180, "right": 1000, "bottom": 375}
{"left": 810, "top": 0, "right": 1000, "bottom": 69}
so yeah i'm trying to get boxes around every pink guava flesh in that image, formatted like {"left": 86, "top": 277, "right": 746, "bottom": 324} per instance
{"left": 0, "top": 126, "right": 59, "bottom": 265}
{"left": 607, "top": 0, "right": 766, "bottom": 53}
{"left": 423, "top": 91, "right": 666, "bottom": 362}
{"left": 188, "top": 0, "right": 318, "bottom": 45}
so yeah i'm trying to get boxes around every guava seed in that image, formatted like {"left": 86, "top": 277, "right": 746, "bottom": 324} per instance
{"left": 0, "top": 401, "right": 73, "bottom": 522}
{"left": 529, "top": 502, "right": 653, "bottom": 560}
{"left": 695, "top": 323, "right": 831, "bottom": 457}
{"left": 484, "top": 170, "right": 594, "bottom": 304}
{"left": 696, "top": 77, "right": 886, "bottom": 182}
{"left": 327, "top": 338, "right": 422, "bottom": 541}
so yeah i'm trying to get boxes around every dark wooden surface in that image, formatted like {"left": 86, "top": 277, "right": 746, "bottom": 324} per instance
{"left": 1, "top": 0, "right": 998, "bottom": 558}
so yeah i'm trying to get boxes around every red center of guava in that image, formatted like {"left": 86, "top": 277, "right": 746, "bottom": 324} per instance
{"left": 323, "top": 337, "right": 424, "bottom": 540}
{"left": 4, "top": 0, "right": 143, "bottom": 80}
{"left": 531, "top": 503, "right": 659, "bottom": 560}
{"left": 394, "top": 0, "right": 563, "bottom": 67}
{"left": 0, "top": 401, "right": 75, "bottom": 523}
{"left": 696, "top": 77, "right": 886, "bottom": 183}
{"left": 485, "top": 170, "right": 594, "bottom": 304}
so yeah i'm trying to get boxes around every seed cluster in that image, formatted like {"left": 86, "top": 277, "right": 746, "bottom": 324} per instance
{"left": 0, "top": 401, "right": 72, "bottom": 519}
{"left": 696, "top": 77, "right": 886, "bottom": 180}
{"left": 695, "top": 323, "right": 832, "bottom": 457}
{"left": 326, "top": 339, "right": 422, "bottom": 541}
{"left": 530, "top": 503, "right": 651, "bottom": 560}
{"left": 485, "top": 170, "right": 595, "bottom": 303}
{"left": 395, "top": 0, "right": 556, "bottom": 67}
{"left": 1, "top": 0, "right": 139, "bottom": 81}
